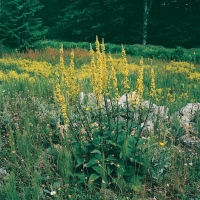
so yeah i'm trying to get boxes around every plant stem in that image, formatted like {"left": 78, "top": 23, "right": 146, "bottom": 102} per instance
{"left": 126, "top": 93, "right": 129, "bottom": 136}
{"left": 115, "top": 100, "right": 119, "bottom": 143}
{"left": 104, "top": 95, "right": 111, "bottom": 130}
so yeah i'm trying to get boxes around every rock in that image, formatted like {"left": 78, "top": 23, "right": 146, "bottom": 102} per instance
{"left": 0, "top": 168, "right": 9, "bottom": 179}
{"left": 179, "top": 103, "right": 200, "bottom": 123}
{"left": 118, "top": 92, "right": 137, "bottom": 107}
{"left": 0, "top": 168, "right": 9, "bottom": 186}
{"left": 99, "top": 188, "right": 117, "bottom": 199}
{"left": 80, "top": 92, "right": 111, "bottom": 108}
{"left": 80, "top": 92, "right": 97, "bottom": 107}
{"left": 174, "top": 103, "right": 200, "bottom": 136}
{"left": 181, "top": 134, "right": 200, "bottom": 147}
{"left": 142, "top": 101, "right": 169, "bottom": 120}
{"left": 141, "top": 101, "right": 169, "bottom": 132}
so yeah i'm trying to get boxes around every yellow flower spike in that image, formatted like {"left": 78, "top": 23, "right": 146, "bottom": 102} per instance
{"left": 100, "top": 38, "right": 109, "bottom": 94}
{"left": 139, "top": 57, "right": 144, "bottom": 66}
{"left": 90, "top": 44, "right": 97, "bottom": 86}
{"left": 121, "top": 45, "right": 130, "bottom": 94}
{"left": 150, "top": 68, "right": 156, "bottom": 98}
{"left": 109, "top": 53, "right": 119, "bottom": 101}
{"left": 136, "top": 66, "right": 144, "bottom": 102}
{"left": 95, "top": 35, "right": 100, "bottom": 56}
{"left": 101, "top": 38, "right": 105, "bottom": 53}
{"left": 68, "top": 50, "right": 79, "bottom": 102}
{"left": 59, "top": 44, "right": 69, "bottom": 90}
{"left": 131, "top": 65, "right": 144, "bottom": 108}
{"left": 91, "top": 37, "right": 107, "bottom": 107}
{"left": 59, "top": 45, "right": 65, "bottom": 71}
{"left": 60, "top": 44, "right": 64, "bottom": 54}
{"left": 90, "top": 43, "right": 102, "bottom": 106}
{"left": 54, "top": 84, "right": 68, "bottom": 124}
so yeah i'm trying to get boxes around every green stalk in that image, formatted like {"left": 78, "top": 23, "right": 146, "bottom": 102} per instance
{"left": 115, "top": 100, "right": 119, "bottom": 143}
{"left": 104, "top": 95, "right": 111, "bottom": 130}
{"left": 126, "top": 93, "right": 129, "bottom": 136}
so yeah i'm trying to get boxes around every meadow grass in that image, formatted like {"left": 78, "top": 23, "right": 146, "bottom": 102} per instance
{"left": 0, "top": 41, "right": 200, "bottom": 199}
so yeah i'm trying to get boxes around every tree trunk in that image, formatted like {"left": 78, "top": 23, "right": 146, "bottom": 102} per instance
{"left": 142, "top": 0, "right": 153, "bottom": 45}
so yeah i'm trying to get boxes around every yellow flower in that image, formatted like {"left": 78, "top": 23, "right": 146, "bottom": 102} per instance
{"left": 86, "top": 107, "right": 90, "bottom": 111}
{"left": 122, "top": 45, "right": 130, "bottom": 93}
{"left": 159, "top": 142, "right": 164, "bottom": 146}
{"left": 109, "top": 53, "right": 119, "bottom": 100}
{"left": 150, "top": 68, "right": 156, "bottom": 98}
{"left": 54, "top": 83, "right": 68, "bottom": 124}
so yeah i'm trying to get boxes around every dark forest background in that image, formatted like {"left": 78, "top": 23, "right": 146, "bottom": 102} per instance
{"left": 0, "top": 0, "right": 200, "bottom": 50}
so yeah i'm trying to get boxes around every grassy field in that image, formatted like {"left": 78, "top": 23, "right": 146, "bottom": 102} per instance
{"left": 0, "top": 39, "right": 200, "bottom": 199}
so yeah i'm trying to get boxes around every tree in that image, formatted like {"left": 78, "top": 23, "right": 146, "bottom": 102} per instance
{"left": 148, "top": 0, "right": 200, "bottom": 48}
{"left": 59, "top": 0, "right": 143, "bottom": 44}
{"left": 0, "top": 0, "right": 47, "bottom": 50}
{"left": 142, "top": 0, "right": 154, "bottom": 45}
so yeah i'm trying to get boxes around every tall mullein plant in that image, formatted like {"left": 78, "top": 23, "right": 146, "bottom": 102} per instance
{"left": 54, "top": 45, "right": 68, "bottom": 124}
{"left": 150, "top": 68, "right": 156, "bottom": 100}
{"left": 108, "top": 53, "right": 121, "bottom": 141}
{"left": 67, "top": 50, "right": 79, "bottom": 103}
{"left": 100, "top": 39, "right": 109, "bottom": 96}
{"left": 91, "top": 36, "right": 103, "bottom": 108}
{"left": 122, "top": 45, "right": 130, "bottom": 135}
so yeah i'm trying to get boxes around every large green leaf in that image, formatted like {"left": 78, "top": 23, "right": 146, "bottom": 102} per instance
{"left": 75, "top": 172, "right": 88, "bottom": 184}
{"left": 92, "top": 131, "right": 101, "bottom": 147}
{"left": 91, "top": 149, "right": 101, "bottom": 154}
{"left": 107, "top": 154, "right": 118, "bottom": 161}
{"left": 116, "top": 167, "right": 124, "bottom": 176}
{"left": 121, "top": 137, "right": 129, "bottom": 158}
{"left": 76, "top": 157, "right": 84, "bottom": 167}
{"left": 81, "top": 141, "right": 90, "bottom": 154}
{"left": 137, "top": 138, "right": 146, "bottom": 145}
{"left": 123, "top": 165, "right": 136, "bottom": 176}
{"left": 85, "top": 157, "right": 99, "bottom": 167}
{"left": 92, "top": 165, "right": 104, "bottom": 176}
{"left": 130, "top": 176, "right": 142, "bottom": 192}
{"left": 117, "top": 130, "right": 127, "bottom": 145}
{"left": 107, "top": 164, "right": 115, "bottom": 175}
{"left": 106, "top": 140, "right": 121, "bottom": 149}
{"left": 102, "top": 130, "right": 113, "bottom": 139}
{"left": 88, "top": 173, "right": 100, "bottom": 184}
{"left": 128, "top": 136, "right": 136, "bottom": 147}
{"left": 94, "top": 154, "right": 102, "bottom": 162}
{"left": 113, "top": 177, "right": 125, "bottom": 191}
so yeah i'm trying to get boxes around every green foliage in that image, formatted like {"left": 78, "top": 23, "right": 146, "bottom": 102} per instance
{"left": 37, "top": 40, "right": 200, "bottom": 64}
{"left": 5, "top": 172, "right": 19, "bottom": 200}
{"left": 0, "top": 0, "right": 47, "bottom": 50}
{"left": 0, "top": 48, "right": 200, "bottom": 199}
{"left": 33, "top": 0, "right": 200, "bottom": 48}
{"left": 60, "top": 98, "right": 161, "bottom": 194}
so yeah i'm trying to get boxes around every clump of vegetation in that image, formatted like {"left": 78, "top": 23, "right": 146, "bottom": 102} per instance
{"left": 0, "top": 39, "right": 200, "bottom": 199}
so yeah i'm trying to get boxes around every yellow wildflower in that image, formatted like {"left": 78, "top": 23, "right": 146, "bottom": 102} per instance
{"left": 135, "top": 66, "right": 144, "bottom": 104}
{"left": 90, "top": 43, "right": 102, "bottom": 107}
{"left": 109, "top": 53, "right": 119, "bottom": 101}
{"left": 67, "top": 50, "right": 79, "bottom": 101}
{"left": 150, "top": 68, "right": 156, "bottom": 98}
{"left": 159, "top": 142, "right": 164, "bottom": 146}
{"left": 95, "top": 35, "right": 100, "bottom": 56}
{"left": 100, "top": 38, "right": 109, "bottom": 94}
{"left": 7, "top": 70, "right": 19, "bottom": 79}
{"left": 54, "top": 83, "right": 68, "bottom": 124}
{"left": 122, "top": 45, "right": 130, "bottom": 93}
